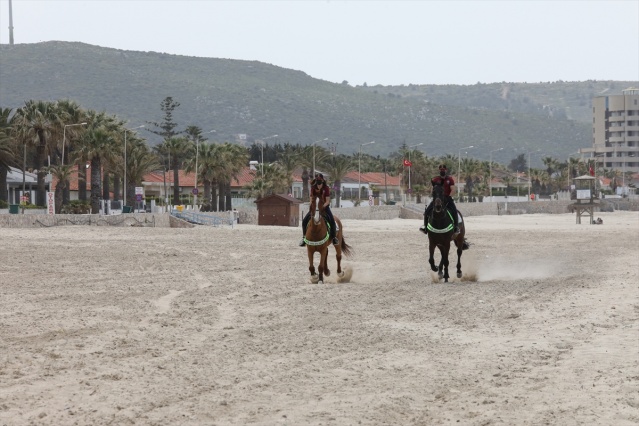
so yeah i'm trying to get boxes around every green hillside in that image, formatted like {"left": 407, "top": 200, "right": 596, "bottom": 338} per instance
{"left": 0, "top": 41, "right": 625, "bottom": 166}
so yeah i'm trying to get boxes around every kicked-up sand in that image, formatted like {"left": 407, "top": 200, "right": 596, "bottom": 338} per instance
{"left": 0, "top": 211, "right": 637, "bottom": 425}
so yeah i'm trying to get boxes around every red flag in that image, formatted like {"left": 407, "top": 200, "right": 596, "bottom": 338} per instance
{"left": 589, "top": 165, "right": 594, "bottom": 176}
{"left": 403, "top": 159, "right": 412, "bottom": 167}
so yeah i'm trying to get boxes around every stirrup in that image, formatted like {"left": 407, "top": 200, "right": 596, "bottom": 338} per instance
{"left": 419, "top": 225, "right": 427, "bottom": 234}
{"left": 332, "top": 237, "right": 339, "bottom": 245}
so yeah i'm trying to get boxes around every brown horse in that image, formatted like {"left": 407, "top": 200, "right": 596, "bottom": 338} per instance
{"left": 426, "top": 184, "right": 468, "bottom": 282}
{"left": 305, "top": 197, "right": 352, "bottom": 284}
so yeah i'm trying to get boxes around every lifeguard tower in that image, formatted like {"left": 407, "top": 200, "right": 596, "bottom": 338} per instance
{"left": 570, "top": 175, "right": 598, "bottom": 224}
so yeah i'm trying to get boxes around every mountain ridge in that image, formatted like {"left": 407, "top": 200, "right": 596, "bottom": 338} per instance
{"left": 1, "top": 41, "right": 633, "bottom": 166}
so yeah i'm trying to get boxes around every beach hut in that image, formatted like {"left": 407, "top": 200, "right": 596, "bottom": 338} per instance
{"left": 254, "top": 194, "right": 302, "bottom": 227}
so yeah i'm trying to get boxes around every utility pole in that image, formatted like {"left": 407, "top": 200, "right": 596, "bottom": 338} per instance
{"left": 9, "top": 0, "right": 14, "bottom": 45}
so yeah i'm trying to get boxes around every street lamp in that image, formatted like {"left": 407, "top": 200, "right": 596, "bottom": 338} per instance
{"left": 256, "top": 134, "right": 278, "bottom": 179}
{"left": 61, "top": 122, "right": 87, "bottom": 167}
{"left": 358, "top": 141, "right": 375, "bottom": 202}
{"left": 458, "top": 145, "right": 474, "bottom": 201}
{"left": 123, "top": 125, "right": 144, "bottom": 207}
{"left": 489, "top": 147, "right": 503, "bottom": 200}
{"left": 312, "top": 137, "right": 329, "bottom": 177}
{"left": 408, "top": 143, "right": 423, "bottom": 196}
{"left": 193, "top": 129, "right": 216, "bottom": 209}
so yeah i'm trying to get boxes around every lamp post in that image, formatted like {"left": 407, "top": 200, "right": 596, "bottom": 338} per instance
{"left": 312, "top": 137, "right": 329, "bottom": 177}
{"left": 458, "top": 145, "right": 473, "bottom": 201}
{"left": 193, "top": 129, "right": 216, "bottom": 209}
{"left": 256, "top": 134, "right": 278, "bottom": 179}
{"left": 358, "top": 141, "right": 375, "bottom": 202}
{"left": 408, "top": 143, "right": 423, "bottom": 197}
{"left": 123, "top": 125, "right": 144, "bottom": 207}
{"left": 62, "top": 122, "right": 87, "bottom": 167}
{"left": 489, "top": 147, "right": 503, "bottom": 201}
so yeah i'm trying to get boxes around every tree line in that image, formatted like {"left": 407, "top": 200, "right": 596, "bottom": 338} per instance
{"left": 0, "top": 96, "right": 623, "bottom": 213}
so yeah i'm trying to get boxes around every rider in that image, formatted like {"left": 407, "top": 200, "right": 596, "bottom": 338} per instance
{"left": 299, "top": 173, "right": 339, "bottom": 247}
{"left": 420, "top": 164, "right": 460, "bottom": 235}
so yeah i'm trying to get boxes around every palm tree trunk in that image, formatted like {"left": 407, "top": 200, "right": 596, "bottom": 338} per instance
{"left": 173, "top": 165, "right": 180, "bottom": 205}
{"left": 55, "top": 182, "right": 64, "bottom": 214}
{"left": 334, "top": 179, "right": 342, "bottom": 208}
{"left": 90, "top": 158, "right": 101, "bottom": 214}
{"left": 218, "top": 181, "right": 225, "bottom": 211}
{"left": 79, "top": 166, "right": 88, "bottom": 201}
{"left": 35, "top": 131, "right": 46, "bottom": 206}
{"left": 113, "top": 176, "right": 121, "bottom": 202}
{"left": 0, "top": 166, "right": 7, "bottom": 202}
{"left": 211, "top": 180, "right": 218, "bottom": 212}
{"left": 102, "top": 172, "right": 110, "bottom": 202}
{"left": 225, "top": 181, "right": 232, "bottom": 211}
{"left": 302, "top": 168, "right": 309, "bottom": 199}
{"left": 203, "top": 180, "right": 211, "bottom": 206}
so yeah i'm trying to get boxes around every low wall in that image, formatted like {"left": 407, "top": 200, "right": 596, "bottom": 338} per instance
{"left": 0, "top": 213, "right": 170, "bottom": 228}
{"left": 3, "top": 200, "right": 636, "bottom": 228}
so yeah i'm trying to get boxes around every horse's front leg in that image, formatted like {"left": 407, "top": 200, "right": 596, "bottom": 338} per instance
{"left": 428, "top": 239, "right": 438, "bottom": 272}
{"left": 456, "top": 244, "right": 463, "bottom": 279}
{"left": 321, "top": 247, "right": 330, "bottom": 278}
{"left": 308, "top": 249, "right": 318, "bottom": 283}
{"left": 440, "top": 245, "right": 450, "bottom": 282}
{"left": 335, "top": 234, "right": 343, "bottom": 277}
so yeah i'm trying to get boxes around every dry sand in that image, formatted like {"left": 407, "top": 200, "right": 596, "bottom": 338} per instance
{"left": 0, "top": 211, "right": 638, "bottom": 425}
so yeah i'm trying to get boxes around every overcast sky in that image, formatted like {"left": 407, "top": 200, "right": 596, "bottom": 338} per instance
{"left": 1, "top": 0, "right": 638, "bottom": 86}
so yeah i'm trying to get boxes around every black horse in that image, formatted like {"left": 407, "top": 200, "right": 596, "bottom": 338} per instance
{"left": 425, "top": 184, "right": 468, "bottom": 282}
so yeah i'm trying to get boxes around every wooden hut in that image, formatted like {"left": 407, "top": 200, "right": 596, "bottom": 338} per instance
{"left": 254, "top": 194, "right": 302, "bottom": 226}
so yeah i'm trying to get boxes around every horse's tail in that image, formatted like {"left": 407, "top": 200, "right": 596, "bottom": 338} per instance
{"left": 340, "top": 237, "right": 353, "bottom": 258}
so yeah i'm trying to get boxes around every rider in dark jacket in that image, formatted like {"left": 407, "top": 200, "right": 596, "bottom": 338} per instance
{"left": 420, "top": 164, "right": 460, "bottom": 235}
{"left": 299, "top": 173, "right": 339, "bottom": 246}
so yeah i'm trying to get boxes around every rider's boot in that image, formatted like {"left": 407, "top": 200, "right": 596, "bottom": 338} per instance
{"left": 299, "top": 238, "right": 306, "bottom": 247}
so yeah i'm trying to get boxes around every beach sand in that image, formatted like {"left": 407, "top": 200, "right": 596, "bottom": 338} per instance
{"left": 1, "top": 211, "right": 638, "bottom": 425}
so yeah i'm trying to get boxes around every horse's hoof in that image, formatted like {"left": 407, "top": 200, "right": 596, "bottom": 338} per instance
{"left": 338, "top": 271, "right": 345, "bottom": 278}
{"left": 438, "top": 271, "right": 444, "bottom": 278}
{"left": 324, "top": 270, "right": 331, "bottom": 277}
{"left": 457, "top": 272, "right": 462, "bottom": 278}
{"left": 431, "top": 266, "right": 438, "bottom": 272}
{"left": 310, "top": 274, "right": 319, "bottom": 284}
{"left": 318, "top": 280, "right": 324, "bottom": 284}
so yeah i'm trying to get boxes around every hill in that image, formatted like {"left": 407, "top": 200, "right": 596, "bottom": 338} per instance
{"left": 0, "top": 41, "right": 627, "bottom": 166}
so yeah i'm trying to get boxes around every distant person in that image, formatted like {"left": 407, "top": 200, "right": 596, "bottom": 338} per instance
{"left": 420, "top": 164, "right": 460, "bottom": 235}
{"left": 299, "top": 173, "right": 339, "bottom": 247}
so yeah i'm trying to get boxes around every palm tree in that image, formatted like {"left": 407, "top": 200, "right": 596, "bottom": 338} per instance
{"left": 76, "top": 127, "right": 115, "bottom": 213}
{"left": 159, "top": 136, "right": 190, "bottom": 204}
{"left": 218, "top": 143, "right": 248, "bottom": 210}
{"left": 47, "top": 164, "right": 75, "bottom": 213}
{"left": 11, "top": 100, "right": 62, "bottom": 206}
{"left": 321, "top": 155, "right": 353, "bottom": 207}
{"left": 0, "top": 108, "right": 15, "bottom": 203}
{"left": 274, "top": 145, "right": 302, "bottom": 195}
{"left": 55, "top": 100, "right": 87, "bottom": 205}
{"left": 195, "top": 142, "right": 222, "bottom": 209}
{"left": 126, "top": 143, "right": 160, "bottom": 204}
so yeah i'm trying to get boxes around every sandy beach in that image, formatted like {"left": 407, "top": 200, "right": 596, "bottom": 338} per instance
{"left": 1, "top": 211, "right": 638, "bottom": 425}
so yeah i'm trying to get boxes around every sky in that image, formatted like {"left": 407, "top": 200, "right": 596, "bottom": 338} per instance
{"left": 0, "top": 0, "right": 638, "bottom": 86}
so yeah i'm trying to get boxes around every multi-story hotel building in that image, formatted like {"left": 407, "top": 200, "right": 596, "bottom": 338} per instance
{"left": 581, "top": 87, "right": 639, "bottom": 176}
